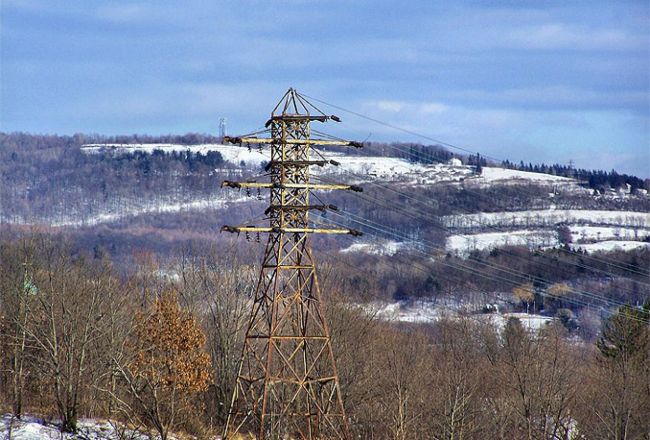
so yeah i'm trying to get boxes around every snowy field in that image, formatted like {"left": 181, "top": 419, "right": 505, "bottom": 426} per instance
{"left": 443, "top": 209, "right": 650, "bottom": 230}
{"left": 569, "top": 225, "right": 650, "bottom": 242}
{"left": 360, "top": 301, "right": 555, "bottom": 330}
{"left": 82, "top": 143, "right": 268, "bottom": 168}
{"left": 446, "top": 229, "right": 559, "bottom": 255}
{"left": 441, "top": 210, "right": 650, "bottom": 256}
{"left": 478, "top": 167, "right": 571, "bottom": 183}
{"left": 340, "top": 239, "right": 411, "bottom": 256}
{"left": 445, "top": 227, "right": 650, "bottom": 256}
{"left": 570, "top": 240, "right": 650, "bottom": 253}
{"left": 323, "top": 155, "right": 476, "bottom": 185}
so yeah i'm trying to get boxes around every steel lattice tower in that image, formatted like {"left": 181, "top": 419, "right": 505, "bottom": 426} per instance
{"left": 221, "top": 89, "right": 362, "bottom": 439}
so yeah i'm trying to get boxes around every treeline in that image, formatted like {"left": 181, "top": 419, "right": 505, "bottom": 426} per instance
{"left": 0, "top": 132, "right": 223, "bottom": 152}
{"left": 91, "top": 148, "right": 225, "bottom": 175}
{"left": 501, "top": 159, "right": 650, "bottom": 192}
{"left": 1, "top": 236, "right": 648, "bottom": 439}
{"left": 0, "top": 133, "right": 245, "bottom": 225}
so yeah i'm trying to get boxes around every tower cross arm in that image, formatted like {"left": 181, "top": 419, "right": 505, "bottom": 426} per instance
{"left": 224, "top": 136, "right": 363, "bottom": 148}
{"left": 222, "top": 181, "right": 363, "bottom": 192}
{"left": 220, "top": 225, "right": 363, "bottom": 236}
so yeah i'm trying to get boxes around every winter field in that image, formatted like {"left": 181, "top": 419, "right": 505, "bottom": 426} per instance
{"left": 443, "top": 209, "right": 649, "bottom": 230}
{"left": 340, "top": 239, "right": 411, "bottom": 256}
{"left": 442, "top": 210, "right": 650, "bottom": 256}
{"left": 360, "top": 300, "right": 555, "bottom": 330}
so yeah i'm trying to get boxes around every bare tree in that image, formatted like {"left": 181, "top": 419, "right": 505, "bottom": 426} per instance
{"left": 175, "top": 244, "right": 254, "bottom": 425}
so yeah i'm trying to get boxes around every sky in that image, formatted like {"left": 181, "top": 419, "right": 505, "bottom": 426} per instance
{"left": 1, "top": 0, "right": 649, "bottom": 176}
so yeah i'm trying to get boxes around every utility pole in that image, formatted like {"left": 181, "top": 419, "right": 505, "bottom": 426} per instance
{"left": 221, "top": 88, "right": 362, "bottom": 439}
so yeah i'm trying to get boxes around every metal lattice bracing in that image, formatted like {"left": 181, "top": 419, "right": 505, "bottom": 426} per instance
{"left": 221, "top": 89, "right": 362, "bottom": 439}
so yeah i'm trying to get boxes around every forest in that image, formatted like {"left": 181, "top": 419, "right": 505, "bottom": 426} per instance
{"left": 2, "top": 132, "right": 649, "bottom": 230}
{"left": 2, "top": 131, "right": 649, "bottom": 315}
{"left": 0, "top": 235, "right": 648, "bottom": 439}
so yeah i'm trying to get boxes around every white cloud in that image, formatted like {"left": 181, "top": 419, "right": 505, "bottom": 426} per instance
{"left": 420, "top": 102, "right": 448, "bottom": 114}
{"left": 368, "top": 100, "right": 449, "bottom": 116}
{"left": 448, "top": 86, "right": 648, "bottom": 112}
{"left": 502, "top": 23, "right": 646, "bottom": 51}
{"left": 94, "top": 4, "right": 152, "bottom": 23}
{"left": 376, "top": 100, "right": 405, "bottom": 112}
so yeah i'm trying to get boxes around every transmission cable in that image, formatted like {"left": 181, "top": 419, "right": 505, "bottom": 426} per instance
{"left": 303, "top": 93, "right": 650, "bottom": 276}
{"left": 313, "top": 212, "right": 649, "bottom": 324}
{"left": 308, "top": 161, "right": 650, "bottom": 289}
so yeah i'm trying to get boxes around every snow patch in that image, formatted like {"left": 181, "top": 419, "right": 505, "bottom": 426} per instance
{"left": 570, "top": 226, "right": 650, "bottom": 242}
{"left": 570, "top": 240, "right": 650, "bottom": 254}
{"left": 0, "top": 414, "right": 175, "bottom": 440}
{"left": 340, "top": 240, "right": 409, "bottom": 256}
{"left": 479, "top": 167, "right": 571, "bottom": 183}
{"left": 359, "top": 301, "right": 443, "bottom": 323}
{"left": 492, "top": 313, "right": 555, "bottom": 331}
{"left": 446, "top": 230, "right": 559, "bottom": 256}
{"left": 357, "top": 302, "right": 555, "bottom": 330}
{"left": 443, "top": 210, "right": 650, "bottom": 230}
{"left": 82, "top": 143, "right": 268, "bottom": 168}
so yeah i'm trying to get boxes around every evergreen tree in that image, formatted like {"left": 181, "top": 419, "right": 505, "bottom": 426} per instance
{"left": 597, "top": 303, "right": 649, "bottom": 360}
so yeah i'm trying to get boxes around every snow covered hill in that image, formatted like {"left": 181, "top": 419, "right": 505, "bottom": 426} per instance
{"left": 81, "top": 143, "right": 580, "bottom": 188}
{"left": 3, "top": 143, "right": 644, "bottom": 257}
{"left": 442, "top": 209, "right": 650, "bottom": 256}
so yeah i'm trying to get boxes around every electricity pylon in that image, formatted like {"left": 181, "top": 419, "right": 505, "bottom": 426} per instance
{"left": 221, "top": 88, "right": 362, "bottom": 439}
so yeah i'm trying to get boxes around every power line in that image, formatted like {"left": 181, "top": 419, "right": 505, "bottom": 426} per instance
{"left": 238, "top": 142, "right": 650, "bottom": 296}
{"left": 306, "top": 160, "right": 649, "bottom": 305}
{"left": 310, "top": 165, "right": 650, "bottom": 290}
{"left": 327, "top": 209, "right": 643, "bottom": 309}
{"left": 304, "top": 93, "right": 650, "bottom": 277}
{"left": 360, "top": 140, "right": 650, "bottom": 278}
{"left": 300, "top": 99, "right": 650, "bottom": 278}
{"left": 302, "top": 93, "right": 483, "bottom": 158}
{"left": 314, "top": 212, "right": 650, "bottom": 324}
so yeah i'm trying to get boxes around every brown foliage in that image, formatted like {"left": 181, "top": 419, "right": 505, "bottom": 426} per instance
{"left": 131, "top": 293, "right": 211, "bottom": 394}
{"left": 114, "top": 292, "right": 212, "bottom": 440}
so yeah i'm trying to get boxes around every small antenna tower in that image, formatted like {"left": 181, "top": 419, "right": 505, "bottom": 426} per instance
{"left": 219, "top": 117, "right": 227, "bottom": 139}
{"left": 221, "top": 88, "right": 363, "bottom": 439}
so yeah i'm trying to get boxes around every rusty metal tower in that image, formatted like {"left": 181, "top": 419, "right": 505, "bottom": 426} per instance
{"left": 221, "top": 88, "right": 362, "bottom": 439}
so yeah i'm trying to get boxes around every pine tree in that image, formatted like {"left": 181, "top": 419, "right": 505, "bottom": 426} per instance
{"left": 582, "top": 303, "right": 650, "bottom": 439}
{"left": 597, "top": 303, "right": 649, "bottom": 360}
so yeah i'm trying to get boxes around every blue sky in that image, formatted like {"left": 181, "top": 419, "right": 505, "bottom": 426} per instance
{"left": 1, "top": 0, "right": 649, "bottom": 176}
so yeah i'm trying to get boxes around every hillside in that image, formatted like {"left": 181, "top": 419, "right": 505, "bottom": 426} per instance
{"left": 1, "top": 133, "right": 648, "bottom": 317}
{"left": 1, "top": 133, "right": 649, "bottom": 439}
{"left": 3, "top": 137, "right": 649, "bottom": 259}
